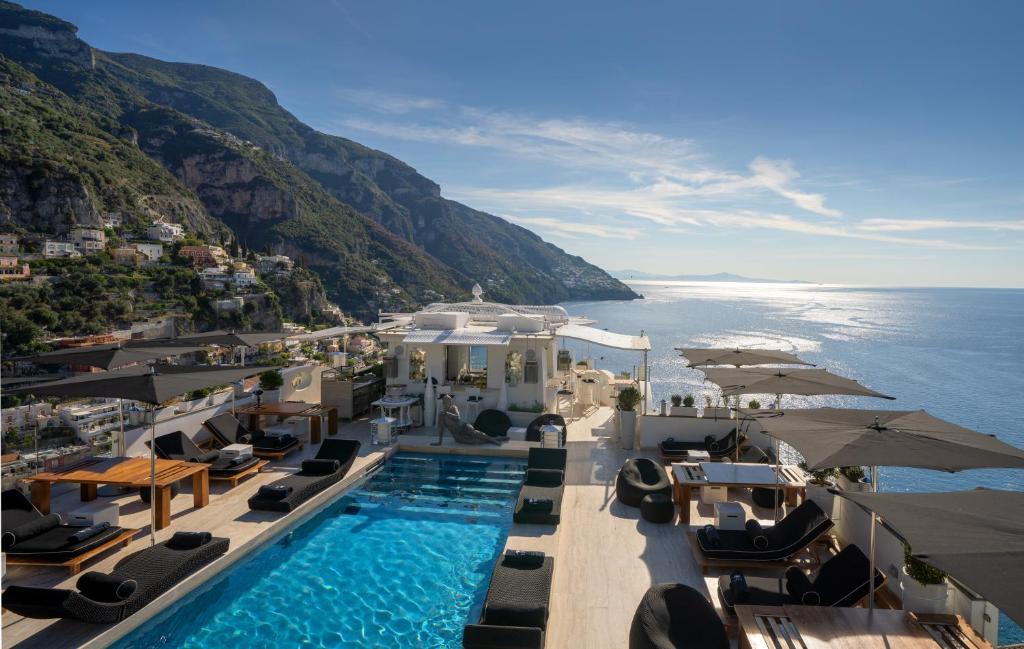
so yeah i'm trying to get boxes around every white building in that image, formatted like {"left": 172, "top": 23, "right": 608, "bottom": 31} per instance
{"left": 234, "top": 269, "right": 259, "bottom": 288}
{"left": 43, "top": 240, "right": 81, "bottom": 258}
{"left": 1, "top": 403, "right": 54, "bottom": 433}
{"left": 131, "top": 242, "right": 164, "bottom": 263}
{"left": 103, "top": 213, "right": 122, "bottom": 228}
{"left": 256, "top": 254, "right": 293, "bottom": 274}
{"left": 147, "top": 220, "right": 184, "bottom": 243}
{"left": 0, "top": 233, "right": 19, "bottom": 254}
{"left": 199, "top": 266, "right": 232, "bottom": 290}
{"left": 70, "top": 227, "right": 106, "bottom": 254}
{"left": 58, "top": 400, "right": 123, "bottom": 445}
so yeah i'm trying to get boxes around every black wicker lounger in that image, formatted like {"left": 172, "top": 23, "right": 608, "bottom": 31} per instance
{"left": 717, "top": 544, "right": 885, "bottom": 613}
{"left": 204, "top": 413, "right": 301, "bottom": 458}
{"left": 629, "top": 583, "right": 729, "bottom": 649}
{"left": 694, "top": 500, "right": 833, "bottom": 563}
{"left": 1, "top": 532, "right": 229, "bottom": 623}
{"left": 1, "top": 490, "right": 135, "bottom": 571}
{"left": 513, "top": 448, "right": 567, "bottom": 526}
{"left": 658, "top": 428, "right": 740, "bottom": 461}
{"left": 150, "top": 430, "right": 262, "bottom": 478}
{"left": 247, "top": 438, "right": 361, "bottom": 513}
{"left": 463, "top": 551, "right": 554, "bottom": 649}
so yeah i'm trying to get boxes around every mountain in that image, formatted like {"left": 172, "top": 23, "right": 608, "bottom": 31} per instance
{"left": 612, "top": 270, "right": 815, "bottom": 284}
{"left": 0, "top": 1, "right": 637, "bottom": 320}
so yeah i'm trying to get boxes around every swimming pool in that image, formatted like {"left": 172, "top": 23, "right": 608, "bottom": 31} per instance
{"left": 113, "top": 453, "right": 526, "bottom": 648}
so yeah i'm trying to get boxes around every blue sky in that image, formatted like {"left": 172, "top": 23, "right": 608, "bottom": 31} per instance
{"left": 26, "top": 0, "right": 1024, "bottom": 286}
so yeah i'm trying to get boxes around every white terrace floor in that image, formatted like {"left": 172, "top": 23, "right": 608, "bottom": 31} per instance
{"left": 3, "top": 407, "right": 800, "bottom": 648}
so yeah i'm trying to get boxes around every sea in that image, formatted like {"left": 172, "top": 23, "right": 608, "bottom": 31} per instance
{"left": 562, "top": 281, "right": 1024, "bottom": 644}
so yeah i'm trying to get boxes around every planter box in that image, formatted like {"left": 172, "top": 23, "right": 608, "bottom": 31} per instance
{"left": 669, "top": 407, "right": 699, "bottom": 417}
{"left": 700, "top": 408, "right": 731, "bottom": 420}
{"left": 900, "top": 567, "right": 949, "bottom": 614}
{"left": 619, "top": 409, "right": 637, "bottom": 450}
{"left": 507, "top": 411, "right": 540, "bottom": 427}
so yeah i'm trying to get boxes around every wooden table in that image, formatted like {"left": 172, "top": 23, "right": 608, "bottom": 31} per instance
{"left": 239, "top": 401, "right": 338, "bottom": 444}
{"left": 735, "top": 605, "right": 991, "bottom": 649}
{"left": 26, "top": 457, "right": 209, "bottom": 531}
{"left": 671, "top": 461, "right": 806, "bottom": 524}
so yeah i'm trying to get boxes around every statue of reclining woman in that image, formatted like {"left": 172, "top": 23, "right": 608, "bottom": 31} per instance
{"left": 433, "top": 394, "right": 506, "bottom": 446}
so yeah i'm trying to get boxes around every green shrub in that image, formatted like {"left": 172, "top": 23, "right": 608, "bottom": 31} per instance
{"left": 682, "top": 394, "right": 695, "bottom": 408}
{"left": 617, "top": 386, "right": 643, "bottom": 411}
{"left": 259, "top": 369, "right": 284, "bottom": 390}
{"left": 747, "top": 399, "right": 761, "bottom": 409}
{"left": 670, "top": 394, "right": 683, "bottom": 407}
{"left": 799, "top": 462, "right": 837, "bottom": 485}
{"left": 904, "top": 544, "right": 946, "bottom": 585}
{"left": 840, "top": 466, "right": 866, "bottom": 482}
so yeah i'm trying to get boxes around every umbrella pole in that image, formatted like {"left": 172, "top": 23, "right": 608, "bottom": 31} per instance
{"left": 868, "top": 464, "right": 879, "bottom": 611}
{"left": 149, "top": 407, "right": 157, "bottom": 546}
{"left": 773, "top": 393, "right": 783, "bottom": 523}
{"left": 117, "top": 398, "right": 126, "bottom": 457}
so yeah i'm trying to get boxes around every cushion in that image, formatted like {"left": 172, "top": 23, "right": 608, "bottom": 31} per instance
{"left": 167, "top": 531, "right": 212, "bottom": 550}
{"left": 77, "top": 571, "right": 137, "bottom": 602}
{"left": 745, "top": 520, "right": 769, "bottom": 549}
{"left": 67, "top": 522, "right": 111, "bottom": 544}
{"left": 702, "top": 525, "right": 721, "bottom": 547}
{"left": 786, "top": 566, "right": 820, "bottom": 605}
{"left": 188, "top": 450, "right": 221, "bottom": 464}
{"left": 521, "top": 498, "right": 553, "bottom": 512}
{"left": 2, "top": 513, "right": 62, "bottom": 549}
{"left": 301, "top": 459, "right": 340, "bottom": 475}
{"left": 525, "top": 468, "right": 563, "bottom": 487}
{"left": 257, "top": 485, "right": 293, "bottom": 500}
{"left": 704, "top": 434, "right": 720, "bottom": 452}
{"left": 504, "top": 550, "right": 545, "bottom": 568}
{"left": 483, "top": 601, "right": 547, "bottom": 630}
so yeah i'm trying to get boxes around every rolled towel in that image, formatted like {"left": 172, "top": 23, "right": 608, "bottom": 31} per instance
{"left": 188, "top": 450, "right": 221, "bottom": 464}
{"left": 257, "top": 484, "right": 293, "bottom": 500}
{"left": 301, "top": 459, "right": 341, "bottom": 475}
{"left": 729, "top": 571, "right": 750, "bottom": 604}
{"left": 77, "top": 571, "right": 138, "bottom": 602}
{"left": 2, "top": 513, "right": 62, "bottom": 550}
{"left": 167, "top": 531, "right": 213, "bottom": 549}
{"left": 525, "top": 467, "right": 564, "bottom": 487}
{"left": 520, "top": 498, "right": 553, "bottom": 512}
{"left": 702, "top": 524, "right": 721, "bottom": 548}
{"left": 704, "top": 435, "right": 719, "bottom": 452}
{"left": 227, "top": 456, "right": 247, "bottom": 467}
{"left": 785, "top": 566, "right": 821, "bottom": 605}
{"left": 745, "top": 519, "right": 769, "bottom": 550}
{"left": 68, "top": 521, "right": 111, "bottom": 544}
{"left": 504, "top": 549, "right": 545, "bottom": 568}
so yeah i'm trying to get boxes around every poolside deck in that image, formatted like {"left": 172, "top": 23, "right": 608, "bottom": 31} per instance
{"left": 3, "top": 408, "right": 803, "bottom": 648}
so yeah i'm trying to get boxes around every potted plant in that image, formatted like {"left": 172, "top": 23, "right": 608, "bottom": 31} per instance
{"left": 900, "top": 544, "right": 949, "bottom": 613}
{"left": 800, "top": 462, "right": 839, "bottom": 515}
{"left": 701, "top": 394, "right": 728, "bottom": 419}
{"left": 747, "top": 399, "right": 762, "bottom": 410}
{"left": 616, "top": 386, "right": 643, "bottom": 450}
{"left": 670, "top": 393, "right": 698, "bottom": 417}
{"left": 258, "top": 369, "right": 284, "bottom": 404}
{"left": 836, "top": 465, "right": 870, "bottom": 492}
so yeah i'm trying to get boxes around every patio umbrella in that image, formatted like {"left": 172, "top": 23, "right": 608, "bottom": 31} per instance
{"left": 677, "top": 347, "right": 814, "bottom": 368}
{"left": 700, "top": 367, "right": 895, "bottom": 401}
{"left": 169, "top": 330, "right": 293, "bottom": 365}
{"left": 18, "top": 343, "right": 206, "bottom": 371}
{"left": 843, "top": 489, "right": 1024, "bottom": 626}
{"left": 740, "top": 407, "right": 1024, "bottom": 610}
{"left": 11, "top": 364, "right": 277, "bottom": 545}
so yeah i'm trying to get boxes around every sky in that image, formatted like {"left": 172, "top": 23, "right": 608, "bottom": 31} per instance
{"left": 25, "top": 1, "right": 1024, "bottom": 287}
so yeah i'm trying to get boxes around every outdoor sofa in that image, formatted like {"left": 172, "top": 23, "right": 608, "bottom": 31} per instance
{"left": 658, "top": 428, "right": 741, "bottom": 462}
{"left": 247, "top": 438, "right": 361, "bottom": 513}
{"left": 1, "top": 531, "right": 228, "bottom": 623}
{"left": 463, "top": 550, "right": 554, "bottom": 649}
{"left": 512, "top": 448, "right": 567, "bottom": 526}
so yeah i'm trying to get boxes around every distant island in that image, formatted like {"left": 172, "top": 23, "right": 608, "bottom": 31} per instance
{"left": 610, "top": 270, "right": 815, "bottom": 284}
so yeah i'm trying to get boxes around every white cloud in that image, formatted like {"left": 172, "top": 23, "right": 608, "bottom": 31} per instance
{"left": 339, "top": 89, "right": 444, "bottom": 114}
{"left": 502, "top": 215, "right": 639, "bottom": 240}
{"left": 858, "top": 218, "right": 1024, "bottom": 232}
{"left": 748, "top": 157, "right": 842, "bottom": 218}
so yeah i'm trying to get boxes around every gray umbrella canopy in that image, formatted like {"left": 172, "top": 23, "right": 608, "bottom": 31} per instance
{"left": 700, "top": 366, "right": 894, "bottom": 399}
{"left": 738, "top": 407, "right": 1024, "bottom": 472}
{"left": 167, "top": 330, "right": 293, "bottom": 348}
{"left": 843, "top": 489, "right": 1024, "bottom": 626}
{"left": 677, "top": 347, "right": 814, "bottom": 367}
{"left": 9, "top": 364, "right": 277, "bottom": 404}
{"left": 19, "top": 343, "right": 206, "bottom": 370}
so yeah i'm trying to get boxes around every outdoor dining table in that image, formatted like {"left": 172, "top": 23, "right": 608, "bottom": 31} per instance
{"left": 238, "top": 401, "right": 338, "bottom": 444}
{"left": 670, "top": 461, "right": 806, "bottom": 524}
{"left": 25, "top": 456, "right": 210, "bottom": 531}
{"left": 734, "top": 604, "right": 991, "bottom": 649}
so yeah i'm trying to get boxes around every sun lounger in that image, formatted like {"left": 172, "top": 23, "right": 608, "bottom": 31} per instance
{"left": 513, "top": 448, "right": 567, "bottom": 526}
{"left": 463, "top": 551, "right": 554, "bottom": 649}
{"left": 692, "top": 500, "right": 833, "bottom": 565}
{"left": 1, "top": 489, "right": 137, "bottom": 575}
{"left": 1, "top": 531, "right": 229, "bottom": 623}
{"left": 717, "top": 544, "right": 885, "bottom": 613}
{"left": 247, "top": 438, "right": 361, "bottom": 513}
{"left": 150, "top": 430, "right": 265, "bottom": 483}
{"left": 204, "top": 412, "right": 301, "bottom": 459}
{"left": 659, "top": 428, "right": 741, "bottom": 461}
{"left": 629, "top": 583, "right": 729, "bottom": 649}
{"left": 616, "top": 458, "right": 672, "bottom": 507}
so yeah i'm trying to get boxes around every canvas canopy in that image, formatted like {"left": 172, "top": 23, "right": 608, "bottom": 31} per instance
{"left": 701, "top": 367, "right": 894, "bottom": 399}
{"left": 402, "top": 329, "right": 512, "bottom": 346}
{"left": 555, "top": 324, "right": 651, "bottom": 351}
{"left": 677, "top": 347, "right": 813, "bottom": 367}
{"left": 843, "top": 489, "right": 1024, "bottom": 626}
{"left": 739, "top": 407, "right": 1024, "bottom": 472}
{"left": 19, "top": 343, "right": 206, "bottom": 370}
{"left": 166, "top": 330, "right": 293, "bottom": 348}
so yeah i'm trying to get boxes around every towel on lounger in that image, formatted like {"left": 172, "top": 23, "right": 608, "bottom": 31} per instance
{"left": 167, "top": 531, "right": 212, "bottom": 549}
{"left": 729, "top": 571, "right": 750, "bottom": 604}
{"left": 77, "top": 571, "right": 137, "bottom": 602}
{"left": 257, "top": 484, "right": 293, "bottom": 500}
{"left": 521, "top": 498, "right": 553, "bottom": 512}
{"left": 504, "top": 550, "right": 545, "bottom": 567}
{"left": 67, "top": 521, "right": 111, "bottom": 544}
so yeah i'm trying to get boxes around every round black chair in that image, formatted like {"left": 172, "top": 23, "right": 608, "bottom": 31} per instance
{"left": 751, "top": 487, "right": 784, "bottom": 509}
{"left": 616, "top": 458, "right": 672, "bottom": 507}
{"left": 473, "top": 409, "right": 512, "bottom": 437}
{"left": 139, "top": 483, "right": 179, "bottom": 504}
{"left": 629, "top": 583, "right": 729, "bottom": 649}
{"left": 640, "top": 494, "right": 674, "bottom": 523}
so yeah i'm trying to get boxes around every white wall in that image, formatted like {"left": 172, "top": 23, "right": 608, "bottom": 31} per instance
{"left": 637, "top": 414, "right": 738, "bottom": 448}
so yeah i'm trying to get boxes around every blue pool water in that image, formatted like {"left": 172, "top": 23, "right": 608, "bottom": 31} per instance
{"left": 113, "top": 453, "right": 525, "bottom": 648}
